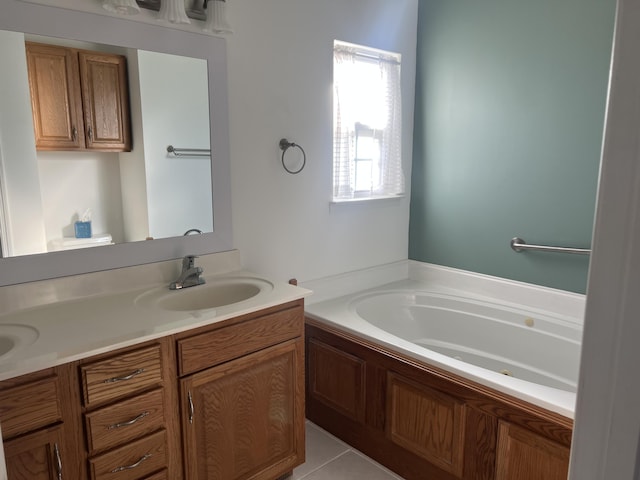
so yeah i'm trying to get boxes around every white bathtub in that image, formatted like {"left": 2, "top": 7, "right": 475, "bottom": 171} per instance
{"left": 304, "top": 262, "right": 585, "bottom": 418}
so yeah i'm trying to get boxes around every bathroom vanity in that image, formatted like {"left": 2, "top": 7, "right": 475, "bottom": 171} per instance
{"left": 0, "top": 251, "right": 310, "bottom": 480}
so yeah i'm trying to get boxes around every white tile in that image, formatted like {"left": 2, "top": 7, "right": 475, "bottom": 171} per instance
{"left": 350, "top": 450, "right": 406, "bottom": 480}
{"left": 300, "top": 451, "right": 401, "bottom": 480}
{"left": 293, "top": 422, "right": 350, "bottom": 479}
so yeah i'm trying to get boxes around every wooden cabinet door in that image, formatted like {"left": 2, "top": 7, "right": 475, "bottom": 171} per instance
{"left": 181, "top": 339, "right": 305, "bottom": 480}
{"left": 26, "top": 42, "right": 85, "bottom": 150}
{"left": 495, "top": 421, "right": 569, "bottom": 480}
{"left": 4, "top": 424, "right": 66, "bottom": 480}
{"left": 79, "top": 51, "right": 131, "bottom": 151}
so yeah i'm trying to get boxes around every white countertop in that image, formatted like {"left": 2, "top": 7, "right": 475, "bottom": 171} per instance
{"left": 0, "top": 251, "right": 311, "bottom": 382}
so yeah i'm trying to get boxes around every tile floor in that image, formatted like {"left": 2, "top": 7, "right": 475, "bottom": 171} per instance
{"left": 293, "top": 421, "right": 406, "bottom": 480}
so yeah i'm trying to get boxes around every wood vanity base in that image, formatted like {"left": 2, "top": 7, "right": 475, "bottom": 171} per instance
{"left": 0, "top": 300, "right": 306, "bottom": 480}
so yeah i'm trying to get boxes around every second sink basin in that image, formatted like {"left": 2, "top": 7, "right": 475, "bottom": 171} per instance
{"left": 0, "top": 324, "right": 40, "bottom": 360}
{"left": 0, "top": 336, "right": 15, "bottom": 356}
{"left": 137, "top": 276, "right": 273, "bottom": 312}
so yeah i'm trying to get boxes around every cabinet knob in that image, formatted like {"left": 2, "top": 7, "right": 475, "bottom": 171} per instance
{"left": 87, "top": 125, "right": 93, "bottom": 142}
{"left": 72, "top": 126, "right": 77, "bottom": 142}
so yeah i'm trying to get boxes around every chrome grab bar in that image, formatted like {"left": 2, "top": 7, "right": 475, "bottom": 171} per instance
{"left": 510, "top": 237, "right": 591, "bottom": 256}
{"left": 167, "top": 145, "right": 210, "bottom": 157}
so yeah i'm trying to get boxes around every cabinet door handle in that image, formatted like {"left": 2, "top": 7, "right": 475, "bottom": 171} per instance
{"left": 107, "top": 411, "right": 149, "bottom": 430}
{"left": 53, "top": 442, "right": 63, "bottom": 480}
{"left": 87, "top": 125, "right": 93, "bottom": 142}
{"left": 72, "top": 126, "right": 77, "bottom": 142}
{"left": 188, "top": 390, "right": 194, "bottom": 424}
{"left": 110, "top": 453, "right": 152, "bottom": 473}
{"left": 103, "top": 368, "right": 145, "bottom": 384}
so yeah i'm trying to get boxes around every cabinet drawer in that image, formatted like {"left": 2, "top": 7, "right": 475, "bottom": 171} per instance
{"left": 89, "top": 430, "right": 167, "bottom": 480}
{"left": 141, "top": 470, "right": 167, "bottom": 480}
{"left": 178, "top": 305, "right": 303, "bottom": 376}
{"left": 85, "top": 389, "right": 165, "bottom": 454}
{"left": 0, "top": 376, "right": 61, "bottom": 439}
{"left": 81, "top": 345, "right": 163, "bottom": 407}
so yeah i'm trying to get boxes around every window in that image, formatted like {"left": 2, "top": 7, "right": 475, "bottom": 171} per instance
{"left": 333, "top": 41, "right": 403, "bottom": 202}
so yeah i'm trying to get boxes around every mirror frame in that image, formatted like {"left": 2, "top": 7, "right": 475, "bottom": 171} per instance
{"left": 0, "top": 1, "right": 233, "bottom": 287}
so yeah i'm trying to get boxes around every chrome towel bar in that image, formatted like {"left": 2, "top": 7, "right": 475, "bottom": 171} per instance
{"left": 510, "top": 237, "right": 591, "bottom": 256}
{"left": 167, "top": 145, "right": 210, "bottom": 157}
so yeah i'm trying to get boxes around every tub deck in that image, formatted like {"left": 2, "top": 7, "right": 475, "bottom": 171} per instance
{"left": 305, "top": 277, "right": 582, "bottom": 418}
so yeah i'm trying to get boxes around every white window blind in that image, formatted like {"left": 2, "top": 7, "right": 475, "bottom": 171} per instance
{"left": 333, "top": 41, "right": 404, "bottom": 201}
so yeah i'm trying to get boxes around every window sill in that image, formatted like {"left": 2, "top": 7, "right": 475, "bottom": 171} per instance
{"left": 330, "top": 194, "right": 405, "bottom": 206}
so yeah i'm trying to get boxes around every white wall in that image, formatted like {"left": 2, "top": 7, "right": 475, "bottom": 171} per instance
{"left": 0, "top": 0, "right": 418, "bottom": 281}
{"left": 226, "top": 0, "right": 418, "bottom": 282}
{"left": 119, "top": 48, "right": 150, "bottom": 243}
{"left": 37, "top": 151, "right": 125, "bottom": 245}
{"left": 0, "top": 30, "right": 47, "bottom": 257}
{"left": 137, "top": 50, "right": 213, "bottom": 239}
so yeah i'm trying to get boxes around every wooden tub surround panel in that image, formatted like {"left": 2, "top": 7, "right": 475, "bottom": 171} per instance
{"left": 387, "top": 372, "right": 466, "bottom": 476}
{"left": 308, "top": 339, "right": 366, "bottom": 423}
{"left": 495, "top": 421, "right": 569, "bottom": 480}
{"left": 305, "top": 318, "right": 573, "bottom": 480}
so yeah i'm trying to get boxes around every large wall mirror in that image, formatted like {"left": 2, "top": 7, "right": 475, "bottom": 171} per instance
{"left": 0, "top": 1, "right": 232, "bottom": 286}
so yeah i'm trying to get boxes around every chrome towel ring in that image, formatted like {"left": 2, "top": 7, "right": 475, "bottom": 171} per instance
{"left": 279, "top": 138, "right": 306, "bottom": 174}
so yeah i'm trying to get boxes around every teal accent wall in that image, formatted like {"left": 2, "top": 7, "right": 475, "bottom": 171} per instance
{"left": 409, "top": 0, "right": 616, "bottom": 294}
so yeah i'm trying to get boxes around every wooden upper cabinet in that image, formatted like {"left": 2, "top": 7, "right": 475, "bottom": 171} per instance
{"left": 25, "top": 42, "right": 85, "bottom": 150}
{"left": 79, "top": 51, "right": 131, "bottom": 151}
{"left": 25, "top": 42, "right": 131, "bottom": 152}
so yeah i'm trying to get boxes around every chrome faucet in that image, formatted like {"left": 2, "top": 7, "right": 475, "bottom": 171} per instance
{"left": 170, "top": 255, "right": 205, "bottom": 290}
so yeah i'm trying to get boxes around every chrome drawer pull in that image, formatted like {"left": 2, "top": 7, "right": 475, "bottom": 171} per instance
{"left": 104, "top": 368, "right": 145, "bottom": 384}
{"left": 107, "top": 411, "right": 149, "bottom": 430}
{"left": 188, "top": 391, "right": 194, "bottom": 424}
{"left": 111, "top": 453, "right": 152, "bottom": 473}
{"left": 54, "top": 442, "right": 63, "bottom": 480}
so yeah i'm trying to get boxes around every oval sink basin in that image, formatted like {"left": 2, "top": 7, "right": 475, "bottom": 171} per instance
{"left": 0, "top": 324, "right": 39, "bottom": 360}
{"left": 0, "top": 336, "right": 15, "bottom": 356}
{"left": 137, "top": 277, "right": 273, "bottom": 312}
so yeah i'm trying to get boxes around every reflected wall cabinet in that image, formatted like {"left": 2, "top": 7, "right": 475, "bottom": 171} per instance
{"left": 25, "top": 42, "right": 131, "bottom": 152}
